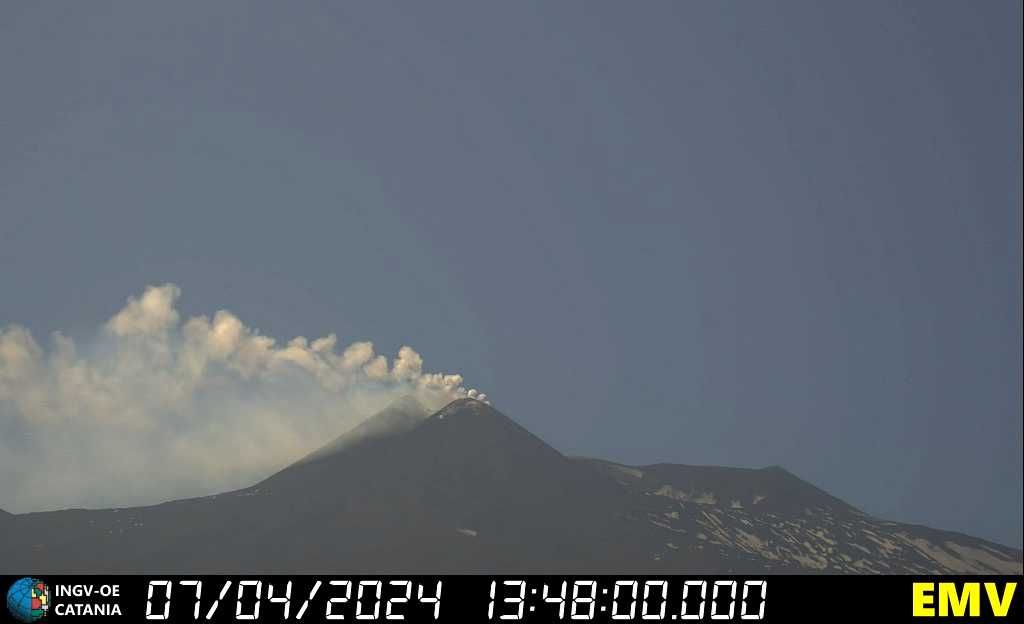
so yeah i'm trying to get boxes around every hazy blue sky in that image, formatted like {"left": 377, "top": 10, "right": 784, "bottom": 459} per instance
{"left": 1, "top": 2, "right": 1020, "bottom": 546}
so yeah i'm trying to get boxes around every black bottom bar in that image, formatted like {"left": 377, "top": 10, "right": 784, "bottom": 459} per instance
{"left": 2, "top": 575, "right": 1020, "bottom": 623}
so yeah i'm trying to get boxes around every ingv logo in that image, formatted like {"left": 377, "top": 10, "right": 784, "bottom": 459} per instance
{"left": 913, "top": 582, "right": 1017, "bottom": 618}
{"left": 6, "top": 578, "right": 50, "bottom": 623}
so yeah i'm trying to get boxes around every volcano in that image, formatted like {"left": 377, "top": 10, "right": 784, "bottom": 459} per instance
{"left": 0, "top": 399, "right": 1019, "bottom": 573}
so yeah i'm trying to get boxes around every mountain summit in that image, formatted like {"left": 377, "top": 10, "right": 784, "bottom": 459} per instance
{"left": 0, "top": 400, "right": 1019, "bottom": 573}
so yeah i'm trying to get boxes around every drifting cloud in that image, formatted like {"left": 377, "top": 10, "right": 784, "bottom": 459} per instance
{"left": 0, "top": 284, "right": 486, "bottom": 513}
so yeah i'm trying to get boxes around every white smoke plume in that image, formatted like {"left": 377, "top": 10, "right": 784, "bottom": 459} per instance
{"left": 0, "top": 284, "right": 487, "bottom": 513}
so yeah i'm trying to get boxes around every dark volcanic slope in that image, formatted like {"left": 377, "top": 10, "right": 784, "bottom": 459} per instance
{"left": 582, "top": 459, "right": 1021, "bottom": 574}
{"left": 0, "top": 399, "right": 1020, "bottom": 574}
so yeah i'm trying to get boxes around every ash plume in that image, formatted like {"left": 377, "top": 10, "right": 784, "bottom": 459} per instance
{"left": 0, "top": 284, "right": 487, "bottom": 512}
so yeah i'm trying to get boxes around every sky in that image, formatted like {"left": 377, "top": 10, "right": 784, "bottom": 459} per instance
{"left": 1, "top": 2, "right": 1020, "bottom": 547}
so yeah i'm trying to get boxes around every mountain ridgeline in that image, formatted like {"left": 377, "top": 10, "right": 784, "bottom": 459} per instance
{"left": 0, "top": 399, "right": 1020, "bottom": 573}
